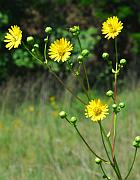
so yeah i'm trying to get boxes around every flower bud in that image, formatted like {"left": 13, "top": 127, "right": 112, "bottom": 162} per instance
{"left": 120, "top": 59, "right": 127, "bottom": 65}
{"left": 112, "top": 104, "right": 117, "bottom": 109}
{"left": 31, "top": 48, "right": 35, "bottom": 53}
{"left": 116, "top": 107, "right": 121, "bottom": 113}
{"left": 135, "top": 136, "right": 140, "bottom": 143}
{"left": 27, "top": 36, "right": 34, "bottom": 44}
{"left": 77, "top": 54, "right": 83, "bottom": 64}
{"left": 132, "top": 140, "right": 140, "bottom": 148}
{"left": 69, "top": 26, "right": 80, "bottom": 36}
{"left": 119, "top": 102, "right": 125, "bottom": 108}
{"left": 59, "top": 111, "right": 67, "bottom": 119}
{"left": 102, "top": 52, "right": 109, "bottom": 60}
{"left": 95, "top": 157, "right": 102, "bottom": 164}
{"left": 70, "top": 116, "right": 77, "bottom": 125}
{"left": 44, "top": 38, "right": 48, "bottom": 43}
{"left": 106, "top": 90, "right": 113, "bottom": 97}
{"left": 45, "top": 27, "right": 52, "bottom": 34}
{"left": 81, "top": 49, "right": 89, "bottom": 57}
{"left": 34, "top": 44, "right": 39, "bottom": 49}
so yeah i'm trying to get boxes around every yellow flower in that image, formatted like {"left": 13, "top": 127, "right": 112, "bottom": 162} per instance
{"left": 102, "top": 16, "right": 123, "bottom": 39}
{"left": 85, "top": 99, "right": 109, "bottom": 122}
{"left": 4, "top": 25, "right": 22, "bottom": 50}
{"left": 48, "top": 38, "right": 73, "bottom": 62}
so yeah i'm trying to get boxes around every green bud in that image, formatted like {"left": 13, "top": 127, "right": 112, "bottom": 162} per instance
{"left": 34, "top": 44, "right": 39, "bottom": 49}
{"left": 59, "top": 111, "right": 67, "bottom": 118}
{"left": 70, "top": 116, "right": 77, "bottom": 124}
{"left": 95, "top": 157, "right": 102, "bottom": 164}
{"left": 81, "top": 49, "right": 89, "bottom": 57}
{"left": 102, "top": 52, "right": 109, "bottom": 60}
{"left": 45, "top": 27, "right": 52, "bottom": 34}
{"left": 133, "top": 140, "right": 140, "bottom": 148}
{"left": 27, "top": 36, "right": 34, "bottom": 44}
{"left": 106, "top": 90, "right": 113, "bottom": 97}
{"left": 116, "top": 107, "right": 121, "bottom": 113}
{"left": 69, "top": 26, "right": 80, "bottom": 36}
{"left": 135, "top": 136, "right": 140, "bottom": 143}
{"left": 77, "top": 55, "right": 83, "bottom": 61}
{"left": 119, "top": 102, "right": 125, "bottom": 108}
{"left": 31, "top": 48, "right": 35, "bottom": 53}
{"left": 112, "top": 104, "right": 117, "bottom": 109}
{"left": 120, "top": 59, "right": 127, "bottom": 65}
{"left": 44, "top": 38, "right": 48, "bottom": 43}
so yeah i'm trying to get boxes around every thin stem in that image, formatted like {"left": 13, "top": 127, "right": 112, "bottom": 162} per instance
{"left": 77, "top": 36, "right": 91, "bottom": 99}
{"left": 124, "top": 148, "right": 138, "bottom": 180}
{"left": 100, "top": 123, "right": 122, "bottom": 179}
{"left": 112, "top": 38, "right": 118, "bottom": 160}
{"left": 98, "top": 122, "right": 112, "bottom": 163}
{"left": 100, "top": 164, "right": 110, "bottom": 180}
{"left": 98, "top": 122, "right": 122, "bottom": 180}
{"left": 73, "top": 124, "right": 108, "bottom": 163}
{"left": 22, "top": 42, "right": 43, "bottom": 64}
{"left": 48, "top": 66, "right": 87, "bottom": 105}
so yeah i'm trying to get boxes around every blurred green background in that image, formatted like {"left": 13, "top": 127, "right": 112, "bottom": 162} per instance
{"left": 0, "top": 0, "right": 140, "bottom": 179}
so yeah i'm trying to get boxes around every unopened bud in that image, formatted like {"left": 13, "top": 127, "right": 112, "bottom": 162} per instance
{"left": 95, "top": 157, "right": 102, "bottom": 164}
{"left": 34, "top": 44, "right": 39, "bottom": 49}
{"left": 27, "top": 36, "right": 34, "bottom": 44}
{"left": 135, "top": 136, "right": 140, "bottom": 143}
{"left": 119, "top": 102, "right": 125, "bottom": 108}
{"left": 59, "top": 111, "right": 67, "bottom": 118}
{"left": 112, "top": 104, "right": 117, "bottom": 109}
{"left": 81, "top": 49, "right": 89, "bottom": 57}
{"left": 77, "top": 55, "right": 83, "bottom": 61}
{"left": 106, "top": 90, "right": 113, "bottom": 97}
{"left": 45, "top": 27, "right": 52, "bottom": 34}
{"left": 102, "top": 52, "right": 109, "bottom": 60}
{"left": 69, "top": 26, "right": 80, "bottom": 36}
{"left": 120, "top": 59, "right": 127, "bottom": 65}
{"left": 31, "top": 48, "right": 35, "bottom": 53}
{"left": 133, "top": 140, "right": 140, "bottom": 148}
{"left": 44, "top": 38, "right": 48, "bottom": 43}
{"left": 70, "top": 116, "right": 77, "bottom": 125}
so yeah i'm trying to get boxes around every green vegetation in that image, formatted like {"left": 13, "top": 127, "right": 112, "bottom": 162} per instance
{"left": 0, "top": 80, "right": 140, "bottom": 179}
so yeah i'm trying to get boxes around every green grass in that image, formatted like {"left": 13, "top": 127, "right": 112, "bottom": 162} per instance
{"left": 0, "top": 82, "right": 140, "bottom": 180}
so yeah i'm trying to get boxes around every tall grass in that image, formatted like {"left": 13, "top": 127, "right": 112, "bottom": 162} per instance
{"left": 0, "top": 77, "right": 140, "bottom": 180}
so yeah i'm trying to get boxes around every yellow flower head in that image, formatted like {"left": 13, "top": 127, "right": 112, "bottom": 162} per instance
{"left": 4, "top": 25, "right": 22, "bottom": 50}
{"left": 102, "top": 16, "right": 123, "bottom": 39}
{"left": 48, "top": 38, "right": 73, "bottom": 62}
{"left": 85, "top": 99, "right": 109, "bottom": 122}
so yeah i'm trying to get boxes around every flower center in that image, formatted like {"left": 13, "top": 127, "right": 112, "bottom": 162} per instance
{"left": 58, "top": 48, "right": 66, "bottom": 57}
{"left": 108, "top": 23, "right": 116, "bottom": 33}
{"left": 94, "top": 107, "right": 102, "bottom": 116}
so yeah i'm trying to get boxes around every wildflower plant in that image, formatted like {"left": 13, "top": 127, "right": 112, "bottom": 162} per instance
{"left": 4, "top": 16, "right": 140, "bottom": 179}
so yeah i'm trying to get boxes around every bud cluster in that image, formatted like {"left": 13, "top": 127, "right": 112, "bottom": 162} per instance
{"left": 78, "top": 49, "right": 90, "bottom": 64}
{"left": 112, "top": 102, "right": 125, "bottom": 113}
{"left": 69, "top": 26, "right": 80, "bottom": 36}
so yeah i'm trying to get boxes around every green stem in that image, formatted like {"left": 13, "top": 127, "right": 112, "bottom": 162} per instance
{"left": 73, "top": 124, "right": 108, "bottom": 163}
{"left": 112, "top": 38, "right": 118, "bottom": 159}
{"left": 99, "top": 164, "right": 110, "bottom": 180}
{"left": 44, "top": 40, "right": 48, "bottom": 62}
{"left": 22, "top": 42, "right": 43, "bottom": 64}
{"left": 98, "top": 122, "right": 122, "bottom": 180}
{"left": 124, "top": 148, "right": 138, "bottom": 180}
{"left": 77, "top": 36, "right": 91, "bottom": 99}
{"left": 48, "top": 66, "right": 87, "bottom": 105}
{"left": 100, "top": 123, "right": 122, "bottom": 179}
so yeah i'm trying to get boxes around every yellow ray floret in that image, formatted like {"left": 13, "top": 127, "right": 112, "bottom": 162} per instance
{"left": 4, "top": 25, "right": 22, "bottom": 50}
{"left": 85, "top": 99, "right": 109, "bottom": 122}
{"left": 48, "top": 38, "right": 73, "bottom": 62}
{"left": 102, "top": 16, "right": 123, "bottom": 39}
